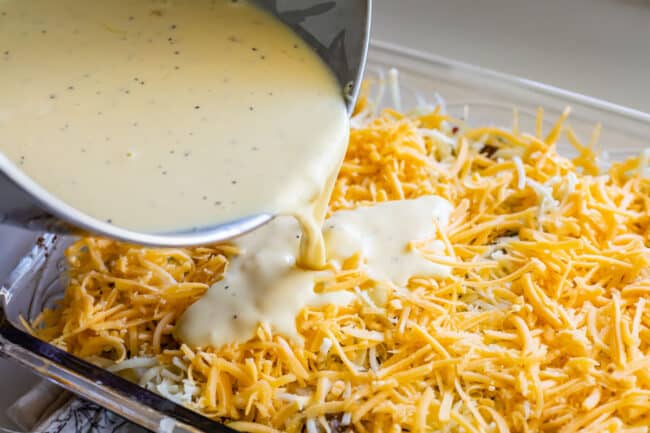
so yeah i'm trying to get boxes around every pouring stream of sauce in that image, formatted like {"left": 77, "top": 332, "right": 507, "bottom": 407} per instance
{"left": 177, "top": 196, "right": 453, "bottom": 347}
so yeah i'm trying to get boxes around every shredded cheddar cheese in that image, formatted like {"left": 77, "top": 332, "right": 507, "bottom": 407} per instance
{"left": 34, "top": 91, "right": 650, "bottom": 433}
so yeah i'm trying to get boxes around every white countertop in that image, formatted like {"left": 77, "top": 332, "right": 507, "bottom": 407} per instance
{"left": 2, "top": 0, "right": 650, "bottom": 429}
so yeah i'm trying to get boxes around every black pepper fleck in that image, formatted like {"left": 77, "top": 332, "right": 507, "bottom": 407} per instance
{"left": 174, "top": 65, "right": 180, "bottom": 70}
{"left": 233, "top": 314, "right": 238, "bottom": 319}
{"left": 170, "top": 24, "right": 177, "bottom": 30}
{"left": 173, "top": 50, "right": 180, "bottom": 55}
{"left": 202, "top": 195, "right": 207, "bottom": 200}
{"left": 251, "top": 146, "right": 258, "bottom": 151}
{"left": 3, "top": 50, "right": 9, "bottom": 55}
{"left": 194, "top": 105, "right": 200, "bottom": 109}
{"left": 162, "top": 171, "right": 168, "bottom": 175}
{"left": 184, "top": 151, "right": 191, "bottom": 157}
{"left": 251, "top": 47, "right": 258, "bottom": 51}
{"left": 231, "top": 180, "right": 237, "bottom": 184}
{"left": 214, "top": 201, "right": 222, "bottom": 206}
{"left": 106, "top": 219, "right": 113, "bottom": 223}
{"left": 249, "top": 106, "right": 254, "bottom": 111}
{"left": 67, "top": 85, "right": 75, "bottom": 90}
{"left": 49, "top": 94, "right": 56, "bottom": 99}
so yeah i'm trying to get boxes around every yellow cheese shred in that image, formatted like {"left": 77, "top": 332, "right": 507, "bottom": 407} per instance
{"left": 33, "top": 92, "right": 650, "bottom": 433}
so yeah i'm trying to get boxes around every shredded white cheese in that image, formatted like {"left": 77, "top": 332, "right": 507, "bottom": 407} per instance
{"left": 388, "top": 68, "right": 401, "bottom": 112}
{"left": 526, "top": 178, "right": 559, "bottom": 218}
{"left": 320, "top": 337, "right": 333, "bottom": 356}
{"left": 342, "top": 326, "right": 384, "bottom": 342}
{"left": 107, "top": 356, "right": 157, "bottom": 372}
{"left": 276, "top": 392, "right": 310, "bottom": 410}
{"left": 418, "top": 128, "right": 456, "bottom": 146}
{"left": 306, "top": 418, "right": 318, "bottom": 433}
{"left": 513, "top": 156, "right": 526, "bottom": 190}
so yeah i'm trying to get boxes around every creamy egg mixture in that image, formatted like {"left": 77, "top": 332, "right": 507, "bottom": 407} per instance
{"left": 177, "top": 196, "right": 453, "bottom": 347}
{"left": 0, "top": 0, "right": 348, "bottom": 262}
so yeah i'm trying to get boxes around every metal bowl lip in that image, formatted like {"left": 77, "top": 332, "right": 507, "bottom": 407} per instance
{"left": 0, "top": 153, "right": 273, "bottom": 247}
{"left": 345, "top": 0, "right": 372, "bottom": 114}
{"left": 0, "top": 0, "right": 372, "bottom": 247}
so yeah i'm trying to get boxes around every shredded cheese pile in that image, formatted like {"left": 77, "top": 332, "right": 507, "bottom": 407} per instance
{"left": 33, "top": 97, "right": 650, "bottom": 433}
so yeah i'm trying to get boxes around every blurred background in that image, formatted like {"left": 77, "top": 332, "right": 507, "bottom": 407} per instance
{"left": 2, "top": 0, "right": 650, "bottom": 428}
{"left": 374, "top": 0, "right": 650, "bottom": 112}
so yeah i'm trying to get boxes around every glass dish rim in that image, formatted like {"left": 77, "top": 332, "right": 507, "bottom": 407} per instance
{"left": 1, "top": 40, "right": 649, "bottom": 433}
{"left": 371, "top": 39, "right": 650, "bottom": 123}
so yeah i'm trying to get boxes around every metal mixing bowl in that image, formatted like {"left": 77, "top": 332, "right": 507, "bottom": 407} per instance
{"left": 0, "top": 0, "right": 371, "bottom": 247}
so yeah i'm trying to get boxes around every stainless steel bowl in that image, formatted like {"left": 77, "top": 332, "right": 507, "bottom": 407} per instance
{"left": 0, "top": 0, "right": 371, "bottom": 247}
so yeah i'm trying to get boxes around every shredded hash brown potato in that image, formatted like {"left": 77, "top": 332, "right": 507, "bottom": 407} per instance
{"left": 33, "top": 95, "right": 650, "bottom": 433}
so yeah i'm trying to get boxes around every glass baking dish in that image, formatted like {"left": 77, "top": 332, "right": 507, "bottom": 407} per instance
{"left": 1, "top": 40, "right": 649, "bottom": 433}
